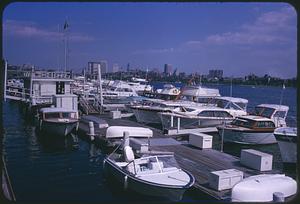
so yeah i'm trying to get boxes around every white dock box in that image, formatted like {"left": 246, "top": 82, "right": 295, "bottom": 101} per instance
{"left": 189, "top": 133, "right": 213, "bottom": 149}
{"left": 240, "top": 149, "right": 273, "bottom": 171}
{"left": 110, "top": 110, "right": 121, "bottom": 119}
{"left": 209, "top": 169, "right": 244, "bottom": 191}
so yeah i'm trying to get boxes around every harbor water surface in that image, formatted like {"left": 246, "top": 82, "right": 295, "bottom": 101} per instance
{"left": 2, "top": 84, "right": 297, "bottom": 202}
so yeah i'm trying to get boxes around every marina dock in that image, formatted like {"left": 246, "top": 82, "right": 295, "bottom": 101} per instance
{"left": 78, "top": 113, "right": 280, "bottom": 200}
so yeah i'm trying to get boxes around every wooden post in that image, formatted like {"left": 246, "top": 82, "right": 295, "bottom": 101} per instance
{"left": 177, "top": 117, "right": 180, "bottom": 133}
{"left": 88, "top": 121, "right": 95, "bottom": 140}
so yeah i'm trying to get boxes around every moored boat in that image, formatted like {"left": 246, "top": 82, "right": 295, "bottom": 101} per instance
{"left": 218, "top": 104, "right": 289, "bottom": 145}
{"left": 103, "top": 127, "right": 195, "bottom": 201}
{"left": 38, "top": 107, "right": 79, "bottom": 137}
{"left": 217, "top": 115, "right": 277, "bottom": 144}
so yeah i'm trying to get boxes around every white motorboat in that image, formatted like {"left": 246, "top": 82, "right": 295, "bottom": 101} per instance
{"left": 231, "top": 174, "right": 297, "bottom": 202}
{"left": 102, "top": 80, "right": 138, "bottom": 99}
{"left": 218, "top": 115, "right": 277, "bottom": 144}
{"left": 38, "top": 107, "right": 79, "bottom": 137}
{"left": 159, "top": 97, "right": 248, "bottom": 129}
{"left": 127, "top": 77, "right": 153, "bottom": 94}
{"left": 103, "top": 127, "right": 195, "bottom": 201}
{"left": 218, "top": 104, "right": 289, "bottom": 145}
{"left": 274, "top": 127, "right": 297, "bottom": 164}
{"left": 154, "top": 84, "right": 181, "bottom": 100}
{"left": 130, "top": 85, "right": 222, "bottom": 125}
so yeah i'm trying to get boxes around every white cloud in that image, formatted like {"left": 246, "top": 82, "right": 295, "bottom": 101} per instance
{"left": 205, "top": 6, "right": 296, "bottom": 45}
{"left": 3, "top": 19, "right": 95, "bottom": 42}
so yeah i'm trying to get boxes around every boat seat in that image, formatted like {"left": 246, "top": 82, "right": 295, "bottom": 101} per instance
{"left": 124, "top": 146, "right": 134, "bottom": 163}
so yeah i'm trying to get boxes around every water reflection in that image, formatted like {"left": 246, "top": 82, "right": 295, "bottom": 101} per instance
{"left": 37, "top": 132, "right": 79, "bottom": 152}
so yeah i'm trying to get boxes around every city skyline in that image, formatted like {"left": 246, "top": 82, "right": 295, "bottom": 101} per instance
{"left": 2, "top": 2, "right": 297, "bottom": 79}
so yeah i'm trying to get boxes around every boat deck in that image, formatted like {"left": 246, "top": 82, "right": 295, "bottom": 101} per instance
{"left": 78, "top": 113, "right": 280, "bottom": 200}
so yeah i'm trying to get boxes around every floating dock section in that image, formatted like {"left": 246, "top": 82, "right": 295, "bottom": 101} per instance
{"left": 78, "top": 113, "right": 280, "bottom": 200}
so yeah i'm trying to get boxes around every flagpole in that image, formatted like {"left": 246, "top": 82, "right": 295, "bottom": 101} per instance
{"left": 64, "top": 20, "right": 69, "bottom": 72}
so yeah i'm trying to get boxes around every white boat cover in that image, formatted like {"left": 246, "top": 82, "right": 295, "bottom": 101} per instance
{"left": 257, "top": 104, "right": 289, "bottom": 112}
{"left": 106, "top": 126, "right": 153, "bottom": 138}
{"left": 231, "top": 174, "right": 297, "bottom": 202}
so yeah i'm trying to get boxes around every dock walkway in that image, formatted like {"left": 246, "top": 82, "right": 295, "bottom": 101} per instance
{"left": 78, "top": 113, "right": 280, "bottom": 200}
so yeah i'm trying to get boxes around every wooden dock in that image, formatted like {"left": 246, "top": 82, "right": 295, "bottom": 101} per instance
{"left": 78, "top": 113, "right": 280, "bottom": 200}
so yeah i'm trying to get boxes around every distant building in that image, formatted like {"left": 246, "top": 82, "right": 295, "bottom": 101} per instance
{"left": 208, "top": 69, "right": 223, "bottom": 79}
{"left": 88, "top": 62, "right": 101, "bottom": 80}
{"left": 112, "top": 63, "right": 119, "bottom": 73}
{"left": 100, "top": 60, "right": 108, "bottom": 74}
{"left": 127, "top": 63, "right": 130, "bottom": 72}
{"left": 164, "top": 64, "right": 173, "bottom": 76}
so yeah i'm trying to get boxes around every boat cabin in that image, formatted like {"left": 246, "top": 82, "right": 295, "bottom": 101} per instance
{"left": 254, "top": 104, "right": 289, "bottom": 127}
{"left": 39, "top": 107, "right": 79, "bottom": 121}
{"left": 232, "top": 116, "right": 275, "bottom": 131}
{"left": 23, "top": 71, "right": 74, "bottom": 106}
{"left": 179, "top": 107, "right": 234, "bottom": 118}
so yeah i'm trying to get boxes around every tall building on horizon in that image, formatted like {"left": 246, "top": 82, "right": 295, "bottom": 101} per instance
{"left": 164, "top": 64, "right": 172, "bottom": 76}
{"left": 100, "top": 60, "right": 108, "bottom": 74}
{"left": 112, "top": 63, "right": 119, "bottom": 73}
{"left": 87, "top": 61, "right": 100, "bottom": 79}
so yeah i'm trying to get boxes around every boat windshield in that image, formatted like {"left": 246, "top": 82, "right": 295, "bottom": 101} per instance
{"left": 44, "top": 112, "right": 76, "bottom": 119}
{"left": 136, "top": 155, "right": 180, "bottom": 168}
{"left": 44, "top": 112, "right": 60, "bottom": 119}
{"left": 232, "top": 118, "right": 255, "bottom": 128}
{"left": 254, "top": 107, "right": 275, "bottom": 118}
{"left": 127, "top": 155, "right": 180, "bottom": 175}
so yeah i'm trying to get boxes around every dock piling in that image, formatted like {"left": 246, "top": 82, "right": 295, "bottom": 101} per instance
{"left": 88, "top": 121, "right": 95, "bottom": 141}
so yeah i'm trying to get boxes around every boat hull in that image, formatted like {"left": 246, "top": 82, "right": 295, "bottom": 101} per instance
{"left": 218, "top": 128, "right": 277, "bottom": 145}
{"left": 103, "top": 159, "right": 192, "bottom": 201}
{"left": 40, "top": 120, "right": 78, "bottom": 137}
{"left": 274, "top": 131, "right": 297, "bottom": 164}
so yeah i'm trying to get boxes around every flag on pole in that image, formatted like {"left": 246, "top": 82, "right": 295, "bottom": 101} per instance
{"left": 63, "top": 21, "right": 69, "bottom": 30}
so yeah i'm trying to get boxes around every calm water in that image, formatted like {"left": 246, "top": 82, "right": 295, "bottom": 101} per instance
{"left": 2, "top": 84, "right": 297, "bottom": 202}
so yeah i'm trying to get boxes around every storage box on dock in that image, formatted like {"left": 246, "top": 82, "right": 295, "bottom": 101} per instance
{"left": 189, "top": 133, "right": 212, "bottom": 149}
{"left": 209, "top": 169, "right": 244, "bottom": 191}
{"left": 240, "top": 149, "right": 273, "bottom": 171}
{"left": 110, "top": 110, "right": 121, "bottom": 119}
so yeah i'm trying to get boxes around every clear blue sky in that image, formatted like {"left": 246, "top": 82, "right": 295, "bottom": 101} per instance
{"left": 2, "top": 2, "right": 297, "bottom": 78}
